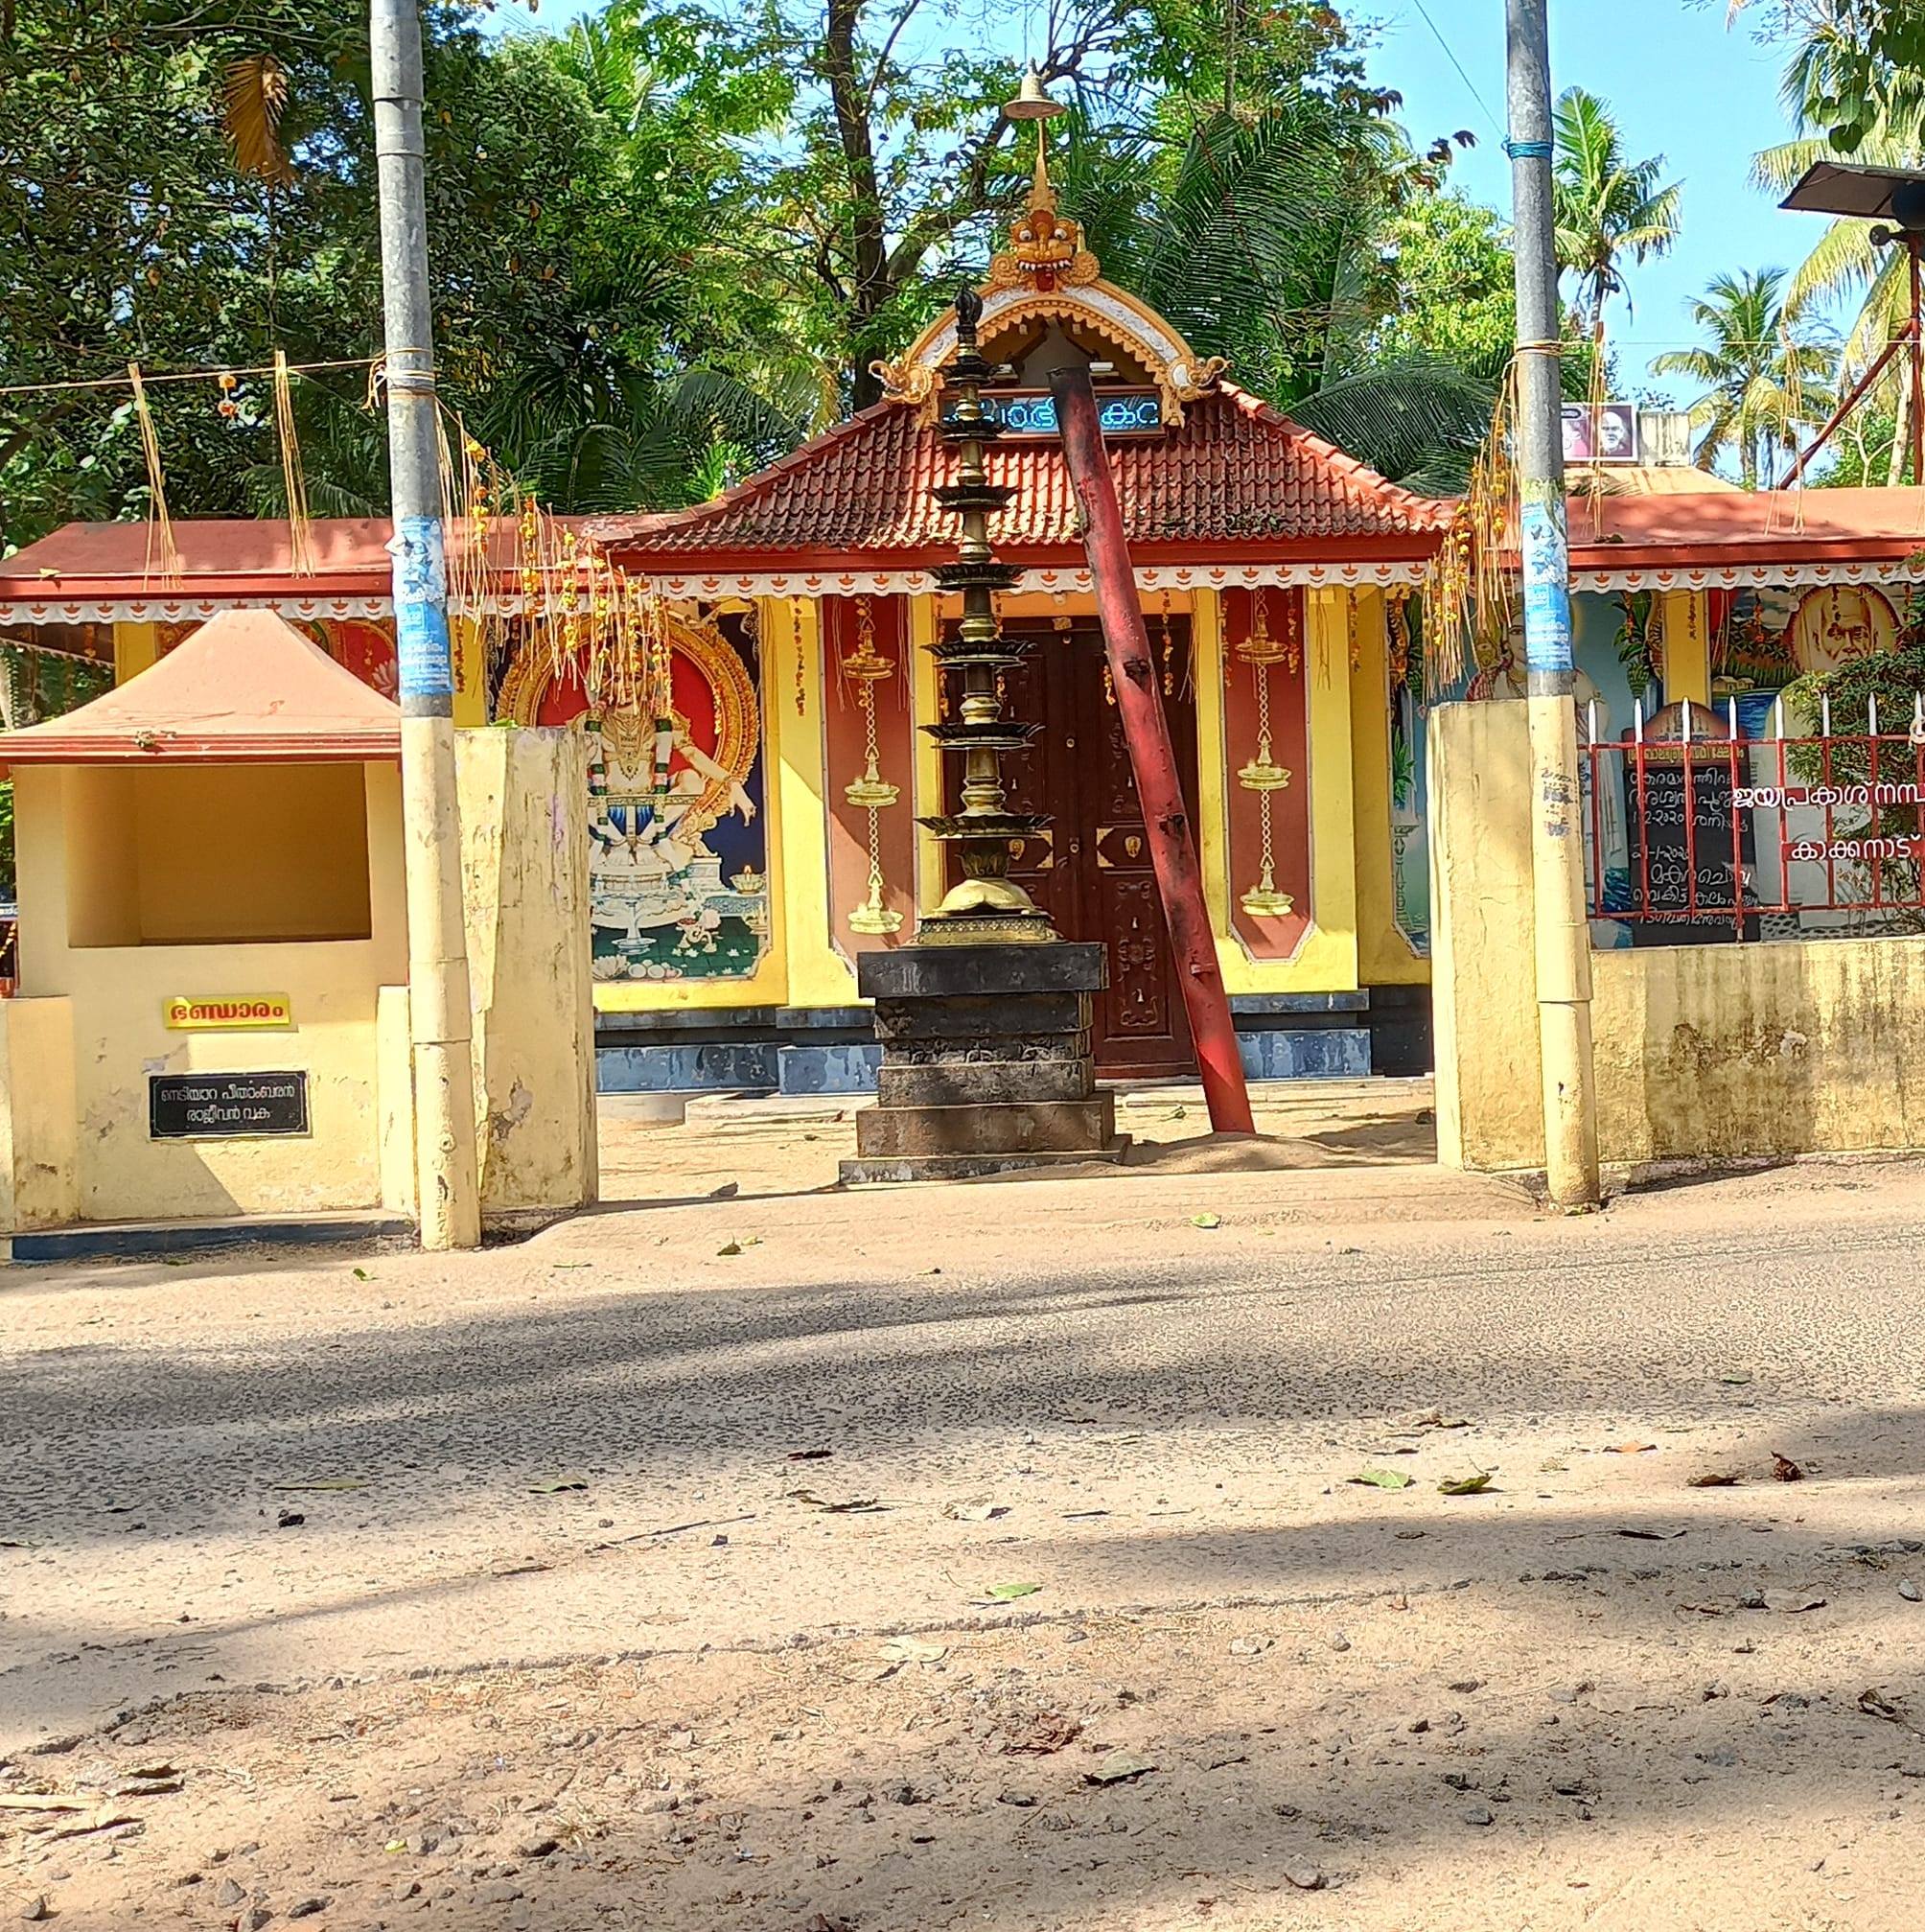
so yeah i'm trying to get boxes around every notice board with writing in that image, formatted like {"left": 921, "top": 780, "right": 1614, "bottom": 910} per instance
{"left": 1624, "top": 753, "right": 1756, "bottom": 939}
{"left": 149, "top": 1071, "right": 311, "bottom": 1140}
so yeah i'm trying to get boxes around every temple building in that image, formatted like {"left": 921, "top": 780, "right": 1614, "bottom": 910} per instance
{"left": 568, "top": 167, "right": 1451, "bottom": 1089}
{"left": 12, "top": 175, "right": 1925, "bottom": 1097}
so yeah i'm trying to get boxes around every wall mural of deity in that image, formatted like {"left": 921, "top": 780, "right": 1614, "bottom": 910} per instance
{"left": 497, "top": 607, "right": 769, "bottom": 984}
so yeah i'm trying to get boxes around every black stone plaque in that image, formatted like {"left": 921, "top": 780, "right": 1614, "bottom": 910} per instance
{"left": 1623, "top": 753, "right": 1758, "bottom": 943}
{"left": 150, "top": 1071, "right": 310, "bottom": 1140}
{"left": 1627, "top": 757, "right": 1751, "bottom": 911}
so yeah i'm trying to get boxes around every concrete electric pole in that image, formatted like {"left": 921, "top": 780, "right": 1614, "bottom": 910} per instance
{"left": 370, "top": 0, "right": 482, "bottom": 1250}
{"left": 1504, "top": 0, "right": 1600, "bottom": 1207}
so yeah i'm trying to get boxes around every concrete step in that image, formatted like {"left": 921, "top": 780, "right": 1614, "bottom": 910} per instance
{"left": 7, "top": 1209, "right": 413, "bottom": 1266}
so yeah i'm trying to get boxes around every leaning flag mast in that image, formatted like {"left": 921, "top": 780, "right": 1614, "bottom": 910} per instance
{"left": 371, "top": 0, "right": 482, "bottom": 1250}
{"left": 1504, "top": 0, "right": 1600, "bottom": 1208}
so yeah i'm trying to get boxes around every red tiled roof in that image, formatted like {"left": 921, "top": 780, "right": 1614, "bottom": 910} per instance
{"left": 589, "top": 384, "right": 1452, "bottom": 569}
{"left": 0, "top": 516, "right": 590, "bottom": 608}
{"left": 1566, "top": 486, "right": 1925, "bottom": 570}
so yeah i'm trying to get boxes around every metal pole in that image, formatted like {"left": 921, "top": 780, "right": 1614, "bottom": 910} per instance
{"left": 1505, "top": 0, "right": 1599, "bottom": 1206}
{"left": 1909, "top": 239, "right": 1924, "bottom": 485}
{"left": 371, "top": 0, "right": 481, "bottom": 1250}
{"left": 1049, "top": 367, "right": 1255, "bottom": 1136}
{"left": 1781, "top": 327, "right": 1908, "bottom": 488}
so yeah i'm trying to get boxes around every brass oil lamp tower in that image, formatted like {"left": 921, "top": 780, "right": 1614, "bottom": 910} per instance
{"left": 917, "top": 282, "right": 1057, "bottom": 943}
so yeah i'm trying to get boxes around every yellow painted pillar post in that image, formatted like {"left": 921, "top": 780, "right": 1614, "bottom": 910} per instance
{"left": 1659, "top": 591, "right": 1711, "bottom": 707}
{"left": 910, "top": 593, "right": 944, "bottom": 915}
{"left": 113, "top": 621, "right": 160, "bottom": 687}
{"left": 1191, "top": 588, "right": 1234, "bottom": 956}
{"left": 771, "top": 595, "right": 852, "bottom": 1008}
{"left": 1305, "top": 589, "right": 1359, "bottom": 988}
{"left": 450, "top": 615, "right": 488, "bottom": 726}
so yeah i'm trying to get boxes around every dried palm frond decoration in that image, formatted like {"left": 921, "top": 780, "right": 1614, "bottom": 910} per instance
{"left": 1421, "top": 362, "right": 1520, "bottom": 697}
{"left": 224, "top": 56, "right": 296, "bottom": 189}
{"left": 273, "top": 351, "right": 314, "bottom": 575}
{"left": 128, "top": 363, "right": 182, "bottom": 587}
{"left": 439, "top": 407, "right": 682, "bottom": 719}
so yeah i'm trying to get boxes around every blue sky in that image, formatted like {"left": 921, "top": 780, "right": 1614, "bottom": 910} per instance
{"left": 1352, "top": 1, "right": 1813, "bottom": 404}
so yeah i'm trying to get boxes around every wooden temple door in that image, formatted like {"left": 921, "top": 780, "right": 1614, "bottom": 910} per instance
{"left": 945, "top": 617, "right": 1199, "bottom": 1079}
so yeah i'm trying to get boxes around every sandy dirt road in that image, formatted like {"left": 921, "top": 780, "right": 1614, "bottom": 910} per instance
{"left": 4, "top": 1106, "right": 1924, "bottom": 1929}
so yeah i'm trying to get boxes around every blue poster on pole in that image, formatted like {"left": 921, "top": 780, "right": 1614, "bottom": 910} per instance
{"left": 388, "top": 515, "right": 454, "bottom": 702}
{"left": 1519, "top": 492, "right": 1573, "bottom": 675}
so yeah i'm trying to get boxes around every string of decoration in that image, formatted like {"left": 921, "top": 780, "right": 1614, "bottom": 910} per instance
{"left": 273, "top": 351, "right": 314, "bottom": 577}
{"left": 1421, "top": 367, "right": 1518, "bottom": 697}
{"left": 792, "top": 596, "right": 808, "bottom": 716}
{"left": 127, "top": 363, "right": 181, "bottom": 587}
{"left": 1234, "top": 588, "right": 1293, "bottom": 918}
{"left": 841, "top": 595, "right": 903, "bottom": 936}
{"left": 0, "top": 355, "right": 379, "bottom": 399}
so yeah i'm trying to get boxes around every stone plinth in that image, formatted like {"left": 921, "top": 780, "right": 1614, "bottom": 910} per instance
{"left": 839, "top": 942, "right": 1126, "bottom": 1183}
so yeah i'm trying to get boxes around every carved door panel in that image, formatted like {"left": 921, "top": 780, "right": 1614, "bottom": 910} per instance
{"left": 939, "top": 617, "right": 1198, "bottom": 1078}
{"left": 1065, "top": 621, "right": 1197, "bottom": 1076}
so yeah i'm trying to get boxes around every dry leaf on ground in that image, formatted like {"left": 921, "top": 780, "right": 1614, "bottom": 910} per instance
{"left": 1350, "top": 1469, "right": 1415, "bottom": 1491}
{"left": 1001, "top": 1712, "right": 1082, "bottom": 1756}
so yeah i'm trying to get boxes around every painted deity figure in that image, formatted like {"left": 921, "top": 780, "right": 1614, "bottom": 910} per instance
{"left": 1789, "top": 585, "right": 1897, "bottom": 676}
{"left": 586, "top": 697, "right": 756, "bottom": 971}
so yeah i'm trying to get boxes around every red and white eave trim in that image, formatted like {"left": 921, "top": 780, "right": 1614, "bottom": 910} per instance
{"left": 9, "top": 554, "right": 1925, "bottom": 623}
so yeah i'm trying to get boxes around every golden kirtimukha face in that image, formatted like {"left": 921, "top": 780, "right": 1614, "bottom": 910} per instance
{"left": 1012, "top": 206, "right": 1080, "bottom": 270}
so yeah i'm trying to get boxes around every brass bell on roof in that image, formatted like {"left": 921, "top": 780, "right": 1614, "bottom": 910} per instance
{"left": 1003, "top": 65, "right": 1065, "bottom": 121}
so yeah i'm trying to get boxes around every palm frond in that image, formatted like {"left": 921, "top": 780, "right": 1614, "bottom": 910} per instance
{"left": 223, "top": 56, "right": 296, "bottom": 188}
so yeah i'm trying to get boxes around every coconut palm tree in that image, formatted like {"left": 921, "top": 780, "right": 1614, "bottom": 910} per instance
{"left": 1741, "top": 0, "right": 1925, "bottom": 481}
{"left": 1551, "top": 87, "right": 1683, "bottom": 350}
{"left": 1752, "top": 128, "right": 1917, "bottom": 478}
{"left": 1650, "top": 268, "right": 1838, "bottom": 488}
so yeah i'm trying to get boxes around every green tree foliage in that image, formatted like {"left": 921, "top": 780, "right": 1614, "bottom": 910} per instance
{"left": 1730, "top": 0, "right": 1925, "bottom": 152}
{"left": 1739, "top": 6, "right": 1923, "bottom": 480}
{"left": 1, "top": 0, "right": 1509, "bottom": 537}
{"left": 0, "top": 0, "right": 790, "bottom": 543}
{"left": 1552, "top": 86, "right": 1683, "bottom": 349}
{"left": 1650, "top": 268, "right": 1837, "bottom": 486}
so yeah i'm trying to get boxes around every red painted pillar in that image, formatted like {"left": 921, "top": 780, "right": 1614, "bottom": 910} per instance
{"left": 1050, "top": 367, "right": 1255, "bottom": 1136}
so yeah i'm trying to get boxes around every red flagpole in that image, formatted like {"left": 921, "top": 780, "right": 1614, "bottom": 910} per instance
{"left": 1050, "top": 367, "right": 1255, "bottom": 1136}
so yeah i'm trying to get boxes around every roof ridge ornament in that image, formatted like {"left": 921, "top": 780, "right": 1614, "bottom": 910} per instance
{"left": 986, "top": 74, "right": 1099, "bottom": 295}
{"left": 869, "top": 66, "right": 1226, "bottom": 423}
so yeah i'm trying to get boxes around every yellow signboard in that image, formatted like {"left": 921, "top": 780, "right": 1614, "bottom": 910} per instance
{"left": 163, "top": 994, "right": 294, "bottom": 1031}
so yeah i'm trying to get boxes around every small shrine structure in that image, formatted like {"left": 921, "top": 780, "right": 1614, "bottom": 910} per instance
{"left": 0, "top": 608, "right": 594, "bottom": 1245}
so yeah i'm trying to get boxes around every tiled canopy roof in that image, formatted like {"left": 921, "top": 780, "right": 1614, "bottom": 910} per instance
{"left": 591, "top": 384, "right": 1450, "bottom": 567}
{"left": 0, "top": 609, "right": 401, "bottom": 765}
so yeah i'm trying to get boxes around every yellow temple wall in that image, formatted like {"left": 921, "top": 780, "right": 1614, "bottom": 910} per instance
{"left": 1348, "top": 590, "right": 1429, "bottom": 988}
{"left": 570, "top": 584, "right": 1426, "bottom": 1021}
{"left": 1429, "top": 698, "right": 1925, "bottom": 1172}
{"left": 8, "top": 760, "right": 406, "bottom": 1225}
